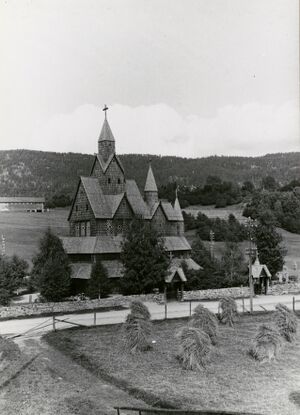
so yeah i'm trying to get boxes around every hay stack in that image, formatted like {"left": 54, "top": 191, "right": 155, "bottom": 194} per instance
{"left": 176, "top": 327, "right": 211, "bottom": 370}
{"left": 122, "top": 300, "right": 152, "bottom": 353}
{"left": 190, "top": 304, "right": 219, "bottom": 345}
{"left": 129, "top": 300, "right": 151, "bottom": 320}
{"left": 249, "top": 324, "right": 282, "bottom": 362}
{"left": 275, "top": 303, "right": 298, "bottom": 342}
{"left": 218, "top": 297, "right": 238, "bottom": 327}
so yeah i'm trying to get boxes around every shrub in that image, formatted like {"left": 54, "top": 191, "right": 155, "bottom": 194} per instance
{"left": 176, "top": 327, "right": 211, "bottom": 370}
{"left": 275, "top": 303, "right": 298, "bottom": 342}
{"left": 249, "top": 324, "right": 282, "bottom": 362}
{"left": 129, "top": 300, "right": 151, "bottom": 320}
{"left": 218, "top": 297, "right": 238, "bottom": 327}
{"left": 122, "top": 301, "right": 152, "bottom": 353}
{"left": 190, "top": 304, "right": 219, "bottom": 345}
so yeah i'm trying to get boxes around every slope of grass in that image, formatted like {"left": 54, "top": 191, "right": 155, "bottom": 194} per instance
{"left": 0, "top": 209, "right": 69, "bottom": 268}
{"left": 45, "top": 313, "right": 300, "bottom": 415}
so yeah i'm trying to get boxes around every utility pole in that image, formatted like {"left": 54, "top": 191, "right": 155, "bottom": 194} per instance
{"left": 246, "top": 218, "right": 256, "bottom": 313}
{"left": 209, "top": 229, "right": 215, "bottom": 259}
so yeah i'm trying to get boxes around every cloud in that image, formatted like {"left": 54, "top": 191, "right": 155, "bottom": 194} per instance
{"left": 28, "top": 101, "right": 299, "bottom": 157}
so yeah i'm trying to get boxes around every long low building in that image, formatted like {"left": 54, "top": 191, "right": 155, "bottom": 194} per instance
{"left": 0, "top": 197, "right": 45, "bottom": 212}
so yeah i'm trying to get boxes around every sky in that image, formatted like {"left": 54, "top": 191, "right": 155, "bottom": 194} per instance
{"left": 0, "top": 0, "right": 299, "bottom": 158}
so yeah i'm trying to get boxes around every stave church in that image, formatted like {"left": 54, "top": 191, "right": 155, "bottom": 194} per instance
{"left": 61, "top": 107, "right": 200, "bottom": 295}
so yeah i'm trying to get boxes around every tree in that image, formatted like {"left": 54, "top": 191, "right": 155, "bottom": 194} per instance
{"left": 0, "top": 255, "right": 28, "bottom": 305}
{"left": 120, "top": 219, "right": 169, "bottom": 295}
{"left": 220, "top": 242, "right": 247, "bottom": 286}
{"left": 86, "top": 260, "right": 111, "bottom": 299}
{"left": 261, "top": 176, "right": 278, "bottom": 191}
{"left": 31, "top": 228, "right": 71, "bottom": 301}
{"left": 254, "top": 217, "right": 286, "bottom": 276}
{"left": 190, "top": 238, "right": 223, "bottom": 290}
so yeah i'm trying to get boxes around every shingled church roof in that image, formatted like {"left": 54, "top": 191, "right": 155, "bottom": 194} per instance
{"left": 61, "top": 235, "right": 192, "bottom": 255}
{"left": 144, "top": 164, "right": 158, "bottom": 192}
{"left": 98, "top": 118, "right": 115, "bottom": 142}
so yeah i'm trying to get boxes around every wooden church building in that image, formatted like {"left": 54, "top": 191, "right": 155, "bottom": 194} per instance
{"left": 61, "top": 108, "right": 200, "bottom": 292}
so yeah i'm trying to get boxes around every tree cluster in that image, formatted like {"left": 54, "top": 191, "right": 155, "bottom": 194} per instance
{"left": 243, "top": 188, "right": 300, "bottom": 234}
{"left": 183, "top": 211, "right": 247, "bottom": 242}
{"left": 120, "top": 219, "right": 169, "bottom": 295}
{"left": 0, "top": 255, "right": 28, "bottom": 305}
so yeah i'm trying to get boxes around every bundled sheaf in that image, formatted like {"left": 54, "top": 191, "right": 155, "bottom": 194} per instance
{"left": 190, "top": 304, "right": 219, "bottom": 345}
{"left": 176, "top": 327, "right": 211, "bottom": 370}
{"left": 249, "top": 324, "right": 282, "bottom": 362}
{"left": 129, "top": 300, "right": 151, "bottom": 320}
{"left": 218, "top": 297, "right": 238, "bottom": 327}
{"left": 274, "top": 303, "right": 298, "bottom": 342}
{"left": 122, "top": 300, "right": 152, "bottom": 353}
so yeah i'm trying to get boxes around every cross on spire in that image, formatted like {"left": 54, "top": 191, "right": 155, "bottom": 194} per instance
{"left": 103, "top": 104, "right": 109, "bottom": 119}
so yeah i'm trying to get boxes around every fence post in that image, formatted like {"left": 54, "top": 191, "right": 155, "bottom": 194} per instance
{"left": 164, "top": 286, "right": 167, "bottom": 320}
{"left": 94, "top": 309, "right": 97, "bottom": 326}
{"left": 242, "top": 297, "right": 245, "bottom": 313}
{"left": 189, "top": 301, "right": 192, "bottom": 317}
{"left": 293, "top": 296, "right": 295, "bottom": 312}
{"left": 52, "top": 315, "right": 56, "bottom": 332}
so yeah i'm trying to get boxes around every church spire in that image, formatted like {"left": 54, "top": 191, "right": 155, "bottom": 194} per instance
{"left": 98, "top": 105, "right": 115, "bottom": 161}
{"left": 144, "top": 161, "right": 158, "bottom": 207}
{"left": 173, "top": 187, "right": 184, "bottom": 221}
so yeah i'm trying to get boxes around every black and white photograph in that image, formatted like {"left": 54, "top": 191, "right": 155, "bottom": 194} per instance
{"left": 0, "top": 1, "right": 299, "bottom": 414}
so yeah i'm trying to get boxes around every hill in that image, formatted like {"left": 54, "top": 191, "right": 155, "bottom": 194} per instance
{"left": 0, "top": 150, "right": 299, "bottom": 202}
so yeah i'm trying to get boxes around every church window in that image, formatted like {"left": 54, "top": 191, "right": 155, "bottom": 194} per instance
{"left": 106, "top": 220, "right": 114, "bottom": 236}
{"left": 86, "top": 204, "right": 88, "bottom": 211}
{"left": 75, "top": 223, "right": 80, "bottom": 236}
{"left": 86, "top": 221, "right": 91, "bottom": 236}
{"left": 117, "top": 223, "right": 123, "bottom": 234}
{"left": 108, "top": 178, "right": 111, "bottom": 184}
{"left": 80, "top": 222, "right": 86, "bottom": 237}
{"left": 118, "top": 178, "right": 121, "bottom": 184}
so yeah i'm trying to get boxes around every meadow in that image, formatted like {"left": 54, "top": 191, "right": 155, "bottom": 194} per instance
{"left": 45, "top": 313, "right": 300, "bottom": 415}
{"left": 1, "top": 206, "right": 299, "bottom": 272}
{"left": 0, "top": 208, "right": 69, "bottom": 267}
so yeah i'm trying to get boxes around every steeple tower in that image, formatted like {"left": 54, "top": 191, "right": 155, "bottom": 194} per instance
{"left": 144, "top": 162, "right": 158, "bottom": 207}
{"left": 98, "top": 105, "right": 115, "bottom": 161}
{"left": 173, "top": 187, "right": 184, "bottom": 221}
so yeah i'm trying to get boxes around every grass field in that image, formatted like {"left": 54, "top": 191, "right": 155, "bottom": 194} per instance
{"left": 45, "top": 313, "right": 300, "bottom": 415}
{"left": 0, "top": 208, "right": 69, "bottom": 268}
{"left": 184, "top": 203, "right": 246, "bottom": 222}
{"left": 1, "top": 206, "right": 299, "bottom": 273}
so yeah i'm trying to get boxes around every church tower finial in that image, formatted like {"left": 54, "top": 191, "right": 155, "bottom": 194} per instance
{"left": 98, "top": 105, "right": 115, "bottom": 161}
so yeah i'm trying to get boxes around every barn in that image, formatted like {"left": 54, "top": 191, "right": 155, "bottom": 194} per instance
{"left": 0, "top": 197, "right": 45, "bottom": 212}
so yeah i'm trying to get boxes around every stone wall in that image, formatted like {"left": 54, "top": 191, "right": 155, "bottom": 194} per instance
{"left": 268, "top": 282, "right": 300, "bottom": 295}
{"left": 0, "top": 293, "right": 164, "bottom": 320}
{"left": 183, "top": 287, "right": 250, "bottom": 301}
{"left": 183, "top": 282, "right": 300, "bottom": 301}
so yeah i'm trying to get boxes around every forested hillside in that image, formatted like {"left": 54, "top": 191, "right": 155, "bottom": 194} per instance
{"left": 0, "top": 150, "right": 299, "bottom": 204}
